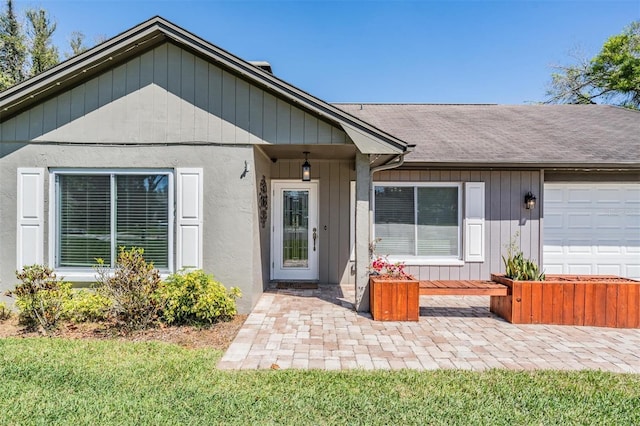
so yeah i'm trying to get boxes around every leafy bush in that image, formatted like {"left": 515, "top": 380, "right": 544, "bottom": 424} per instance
{"left": 158, "top": 270, "right": 241, "bottom": 325}
{"left": 0, "top": 301, "right": 11, "bottom": 321}
{"left": 6, "top": 265, "right": 72, "bottom": 331}
{"left": 502, "top": 233, "right": 545, "bottom": 281}
{"left": 63, "top": 290, "right": 112, "bottom": 323}
{"left": 95, "top": 247, "right": 163, "bottom": 331}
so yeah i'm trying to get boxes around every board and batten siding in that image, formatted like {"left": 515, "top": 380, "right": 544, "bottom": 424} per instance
{"left": 271, "top": 159, "right": 355, "bottom": 285}
{"left": 0, "top": 42, "right": 348, "bottom": 146}
{"left": 374, "top": 169, "right": 542, "bottom": 281}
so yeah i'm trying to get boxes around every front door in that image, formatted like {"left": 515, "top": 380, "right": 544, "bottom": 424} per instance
{"left": 272, "top": 181, "right": 319, "bottom": 280}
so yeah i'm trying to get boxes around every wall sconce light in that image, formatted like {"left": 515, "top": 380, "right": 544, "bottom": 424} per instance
{"left": 302, "top": 151, "right": 311, "bottom": 182}
{"left": 524, "top": 192, "right": 536, "bottom": 209}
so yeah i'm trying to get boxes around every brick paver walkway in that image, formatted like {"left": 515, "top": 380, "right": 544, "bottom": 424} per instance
{"left": 218, "top": 285, "right": 640, "bottom": 372}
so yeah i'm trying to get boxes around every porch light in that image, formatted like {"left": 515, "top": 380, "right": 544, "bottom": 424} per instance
{"left": 524, "top": 192, "right": 536, "bottom": 209}
{"left": 302, "top": 151, "right": 311, "bottom": 182}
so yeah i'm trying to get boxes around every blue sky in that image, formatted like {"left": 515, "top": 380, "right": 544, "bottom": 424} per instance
{"left": 14, "top": 0, "right": 640, "bottom": 104}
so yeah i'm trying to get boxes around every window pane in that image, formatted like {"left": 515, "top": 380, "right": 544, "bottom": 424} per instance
{"left": 282, "top": 190, "right": 309, "bottom": 268}
{"left": 374, "top": 186, "right": 415, "bottom": 255}
{"left": 59, "top": 175, "right": 111, "bottom": 267}
{"left": 417, "top": 187, "right": 459, "bottom": 257}
{"left": 116, "top": 175, "right": 169, "bottom": 268}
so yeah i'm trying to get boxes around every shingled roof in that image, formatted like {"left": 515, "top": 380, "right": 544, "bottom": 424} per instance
{"left": 335, "top": 104, "right": 640, "bottom": 168}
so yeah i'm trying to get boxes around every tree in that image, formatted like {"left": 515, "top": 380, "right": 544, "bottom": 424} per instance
{"left": 26, "top": 8, "right": 59, "bottom": 76}
{"left": 66, "top": 31, "right": 86, "bottom": 58}
{"left": 546, "top": 21, "right": 640, "bottom": 109}
{"left": 0, "top": 0, "right": 26, "bottom": 90}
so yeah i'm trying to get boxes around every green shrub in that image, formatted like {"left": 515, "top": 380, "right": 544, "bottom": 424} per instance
{"left": 95, "top": 247, "right": 162, "bottom": 331}
{"left": 158, "top": 270, "right": 241, "bottom": 325}
{"left": 63, "top": 290, "right": 112, "bottom": 323}
{"left": 6, "top": 265, "right": 72, "bottom": 331}
{"left": 0, "top": 301, "right": 11, "bottom": 321}
{"left": 502, "top": 233, "right": 545, "bottom": 281}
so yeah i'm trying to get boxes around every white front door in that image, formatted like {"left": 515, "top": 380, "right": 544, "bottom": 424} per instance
{"left": 272, "top": 181, "right": 319, "bottom": 280}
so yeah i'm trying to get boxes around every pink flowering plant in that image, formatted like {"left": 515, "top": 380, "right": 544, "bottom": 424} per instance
{"left": 370, "top": 255, "right": 414, "bottom": 280}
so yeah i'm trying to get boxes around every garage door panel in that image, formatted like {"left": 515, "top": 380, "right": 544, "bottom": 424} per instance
{"left": 567, "top": 213, "right": 591, "bottom": 229}
{"left": 566, "top": 241, "right": 592, "bottom": 254}
{"left": 544, "top": 240, "right": 563, "bottom": 254}
{"left": 544, "top": 183, "right": 640, "bottom": 280}
{"left": 627, "top": 241, "right": 640, "bottom": 253}
{"left": 568, "top": 264, "right": 593, "bottom": 275}
{"left": 544, "top": 264, "right": 564, "bottom": 274}
{"left": 595, "top": 213, "right": 623, "bottom": 229}
{"left": 597, "top": 264, "right": 622, "bottom": 276}
{"left": 626, "top": 265, "right": 640, "bottom": 278}
{"left": 545, "top": 213, "right": 564, "bottom": 229}
{"left": 567, "top": 188, "right": 592, "bottom": 203}
{"left": 596, "top": 241, "right": 622, "bottom": 254}
{"left": 545, "top": 188, "right": 564, "bottom": 203}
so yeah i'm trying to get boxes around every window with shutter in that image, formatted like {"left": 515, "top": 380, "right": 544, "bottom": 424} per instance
{"left": 54, "top": 171, "right": 172, "bottom": 270}
{"left": 374, "top": 183, "right": 462, "bottom": 261}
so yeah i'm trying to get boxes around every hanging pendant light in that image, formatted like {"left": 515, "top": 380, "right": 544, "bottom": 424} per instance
{"left": 302, "top": 151, "right": 311, "bottom": 181}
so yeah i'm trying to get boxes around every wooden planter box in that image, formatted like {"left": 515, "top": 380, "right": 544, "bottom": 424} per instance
{"left": 369, "top": 276, "right": 420, "bottom": 321}
{"left": 490, "top": 273, "right": 640, "bottom": 328}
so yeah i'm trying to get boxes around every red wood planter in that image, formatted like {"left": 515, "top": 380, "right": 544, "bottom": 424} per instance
{"left": 490, "top": 273, "right": 640, "bottom": 328}
{"left": 369, "top": 277, "right": 420, "bottom": 321}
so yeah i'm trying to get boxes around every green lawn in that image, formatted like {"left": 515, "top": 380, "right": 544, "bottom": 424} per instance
{"left": 1, "top": 338, "right": 638, "bottom": 425}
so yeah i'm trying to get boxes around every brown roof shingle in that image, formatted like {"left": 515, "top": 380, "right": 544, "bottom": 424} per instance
{"left": 334, "top": 104, "right": 640, "bottom": 167}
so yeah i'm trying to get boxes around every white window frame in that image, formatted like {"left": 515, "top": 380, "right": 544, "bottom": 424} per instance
{"left": 48, "top": 169, "right": 175, "bottom": 281}
{"left": 373, "top": 182, "right": 463, "bottom": 266}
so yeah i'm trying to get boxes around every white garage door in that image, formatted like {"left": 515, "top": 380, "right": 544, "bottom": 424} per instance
{"left": 544, "top": 183, "right": 640, "bottom": 279}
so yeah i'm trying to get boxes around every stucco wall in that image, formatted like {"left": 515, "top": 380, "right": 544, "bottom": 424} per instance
{"left": 0, "top": 142, "right": 265, "bottom": 313}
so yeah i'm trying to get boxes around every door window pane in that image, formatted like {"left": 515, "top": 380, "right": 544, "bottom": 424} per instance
{"left": 282, "top": 190, "right": 309, "bottom": 268}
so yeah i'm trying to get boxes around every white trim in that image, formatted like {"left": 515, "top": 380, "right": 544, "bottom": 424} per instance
{"left": 372, "top": 181, "right": 463, "bottom": 264}
{"left": 271, "top": 179, "right": 319, "bottom": 280}
{"left": 55, "top": 270, "right": 173, "bottom": 283}
{"left": 17, "top": 168, "right": 45, "bottom": 268}
{"left": 48, "top": 168, "right": 175, "bottom": 274}
{"left": 349, "top": 181, "right": 355, "bottom": 262}
{"left": 386, "top": 258, "right": 465, "bottom": 267}
{"left": 464, "top": 182, "right": 485, "bottom": 262}
{"left": 176, "top": 168, "right": 203, "bottom": 270}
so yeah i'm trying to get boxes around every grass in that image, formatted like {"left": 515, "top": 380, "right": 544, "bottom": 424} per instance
{"left": 1, "top": 338, "right": 639, "bottom": 425}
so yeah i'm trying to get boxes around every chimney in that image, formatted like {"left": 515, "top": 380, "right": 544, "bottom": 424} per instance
{"left": 249, "top": 61, "right": 272, "bottom": 74}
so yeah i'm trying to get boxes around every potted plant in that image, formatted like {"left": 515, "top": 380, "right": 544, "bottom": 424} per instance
{"left": 369, "top": 255, "right": 419, "bottom": 321}
{"left": 490, "top": 236, "right": 640, "bottom": 327}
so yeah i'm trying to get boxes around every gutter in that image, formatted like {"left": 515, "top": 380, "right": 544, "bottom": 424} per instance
{"left": 369, "top": 143, "right": 415, "bottom": 183}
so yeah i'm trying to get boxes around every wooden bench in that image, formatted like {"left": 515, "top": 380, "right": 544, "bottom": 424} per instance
{"left": 419, "top": 280, "right": 508, "bottom": 296}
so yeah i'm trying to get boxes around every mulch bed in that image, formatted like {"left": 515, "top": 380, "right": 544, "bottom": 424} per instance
{"left": 0, "top": 315, "right": 247, "bottom": 350}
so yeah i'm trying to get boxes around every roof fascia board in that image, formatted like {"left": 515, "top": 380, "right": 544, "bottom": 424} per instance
{"left": 399, "top": 161, "right": 640, "bottom": 170}
{"left": 0, "top": 19, "right": 166, "bottom": 111}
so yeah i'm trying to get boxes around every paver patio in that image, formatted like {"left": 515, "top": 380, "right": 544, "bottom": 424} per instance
{"left": 218, "top": 284, "right": 640, "bottom": 372}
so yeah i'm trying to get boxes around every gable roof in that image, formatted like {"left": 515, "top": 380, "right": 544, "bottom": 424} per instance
{"left": 336, "top": 103, "right": 640, "bottom": 168}
{"left": 0, "top": 16, "right": 407, "bottom": 155}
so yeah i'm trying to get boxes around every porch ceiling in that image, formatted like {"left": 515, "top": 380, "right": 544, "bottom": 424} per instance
{"left": 259, "top": 144, "right": 357, "bottom": 161}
